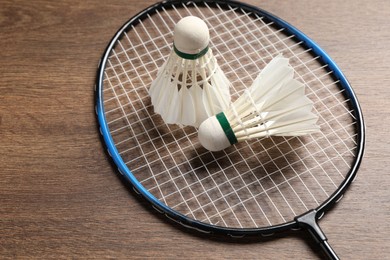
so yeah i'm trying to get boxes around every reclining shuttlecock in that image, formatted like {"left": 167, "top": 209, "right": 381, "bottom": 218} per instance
{"left": 149, "top": 16, "right": 231, "bottom": 127}
{"left": 198, "top": 55, "right": 320, "bottom": 151}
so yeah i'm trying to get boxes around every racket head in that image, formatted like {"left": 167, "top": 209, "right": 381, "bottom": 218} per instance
{"left": 96, "top": 0, "right": 365, "bottom": 236}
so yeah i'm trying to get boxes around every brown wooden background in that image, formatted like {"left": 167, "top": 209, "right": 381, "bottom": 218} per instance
{"left": 1, "top": 0, "right": 389, "bottom": 259}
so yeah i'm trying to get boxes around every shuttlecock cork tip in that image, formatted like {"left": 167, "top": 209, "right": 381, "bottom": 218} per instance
{"left": 198, "top": 114, "right": 234, "bottom": 152}
{"left": 174, "top": 16, "right": 209, "bottom": 56}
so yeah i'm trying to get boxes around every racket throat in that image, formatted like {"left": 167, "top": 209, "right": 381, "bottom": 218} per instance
{"left": 295, "top": 210, "right": 327, "bottom": 242}
{"left": 295, "top": 210, "right": 340, "bottom": 260}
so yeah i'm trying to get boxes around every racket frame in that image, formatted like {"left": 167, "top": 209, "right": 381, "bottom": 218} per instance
{"left": 95, "top": 0, "right": 365, "bottom": 258}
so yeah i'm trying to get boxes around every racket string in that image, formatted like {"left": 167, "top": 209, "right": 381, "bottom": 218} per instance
{"left": 102, "top": 1, "right": 358, "bottom": 228}
{"left": 145, "top": 126, "right": 356, "bottom": 225}
{"left": 141, "top": 120, "right": 356, "bottom": 197}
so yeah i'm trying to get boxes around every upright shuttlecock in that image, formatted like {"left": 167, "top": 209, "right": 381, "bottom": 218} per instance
{"left": 198, "top": 55, "right": 320, "bottom": 151}
{"left": 149, "top": 16, "right": 231, "bottom": 127}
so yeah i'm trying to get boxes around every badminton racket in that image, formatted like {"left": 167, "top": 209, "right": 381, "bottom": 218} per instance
{"left": 95, "top": 1, "right": 365, "bottom": 259}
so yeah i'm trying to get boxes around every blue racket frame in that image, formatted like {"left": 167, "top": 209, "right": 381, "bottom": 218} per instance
{"left": 96, "top": 1, "right": 365, "bottom": 259}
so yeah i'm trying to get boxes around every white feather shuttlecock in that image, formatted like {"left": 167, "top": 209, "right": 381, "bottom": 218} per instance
{"left": 198, "top": 55, "right": 320, "bottom": 152}
{"left": 149, "top": 16, "right": 231, "bottom": 127}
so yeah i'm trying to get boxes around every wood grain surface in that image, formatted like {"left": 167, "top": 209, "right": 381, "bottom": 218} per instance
{"left": 1, "top": 0, "right": 389, "bottom": 259}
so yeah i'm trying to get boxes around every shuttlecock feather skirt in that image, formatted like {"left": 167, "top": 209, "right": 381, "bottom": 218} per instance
{"left": 149, "top": 48, "right": 231, "bottom": 127}
{"left": 198, "top": 54, "right": 320, "bottom": 152}
{"left": 225, "top": 55, "right": 320, "bottom": 141}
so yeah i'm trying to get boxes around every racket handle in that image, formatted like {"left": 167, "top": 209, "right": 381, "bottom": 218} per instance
{"left": 320, "top": 240, "right": 340, "bottom": 260}
{"left": 295, "top": 210, "right": 340, "bottom": 260}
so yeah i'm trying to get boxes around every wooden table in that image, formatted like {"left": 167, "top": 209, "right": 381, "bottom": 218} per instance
{"left": 1, "top": 0, "right": 389, "bottom": 259}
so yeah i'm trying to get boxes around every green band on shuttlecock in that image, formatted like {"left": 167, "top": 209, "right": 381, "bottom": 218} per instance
{"left": 173, "top": 44, "right": 209, "bottom": 60}
{"left": 216, "top": 112, "right": 238, "bottom": 145}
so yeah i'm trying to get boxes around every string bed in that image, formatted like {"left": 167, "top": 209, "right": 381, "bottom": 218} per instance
{"left": 101, "top": 2, "right": 357, "bottom": 229}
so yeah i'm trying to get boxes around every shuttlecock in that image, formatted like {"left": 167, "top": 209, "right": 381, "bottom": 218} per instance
{"left": 198, "top": 55, "right": 320, "bottom": 152}
{"left": 149, "top": 16, "right": 231, "bottom": 127}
